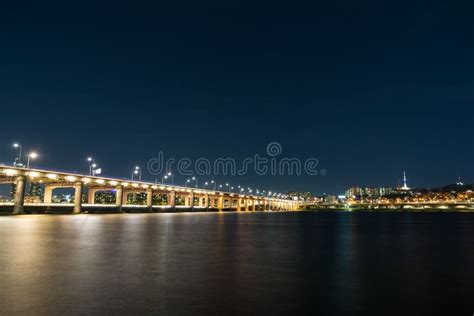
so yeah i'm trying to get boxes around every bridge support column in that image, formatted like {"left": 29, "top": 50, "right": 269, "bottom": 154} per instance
{"left": 122, "top": 190, "right": 129, "bottom": 206}
{"left": 88, "top": 189, "right": 96, "bottom": 204}
{"left": 204, "top": 194, "right": 209, "bottom": 210}
{"left": 189, "top": 192, "right": 195, "bottom": 210}
{"left": 237, "top": 198, "right": 242, "bottom": 211}
{"left": 44, "top": 185, "right": 53, "bottom": 204}
{"left": 73, "top": 182, "right": 83, "bottom": 214}
{"left": 116, "top": 186, "right": 123, "bottom": 212}
{"left": 147, "top": 188, "right": 153, "bottom": 212}
{"left": 249, "top": 199, "right": 255, "bottom": 211}
{"left": 169, "top": 191, "right": 176, "bottom": 210}
{"left": 13, "top": 175, "right": 26, "bottom": 215}
{"left": 218, "top": 196, "right": 224, "bottom": 211}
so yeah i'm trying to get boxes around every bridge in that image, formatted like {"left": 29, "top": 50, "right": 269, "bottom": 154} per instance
{"left": 0, "top": 165, "right": 303, "bottom": 215}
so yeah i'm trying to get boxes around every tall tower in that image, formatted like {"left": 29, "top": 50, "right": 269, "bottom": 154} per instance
{"left": 401, "top": 171, "right": 410, "bottom": 190}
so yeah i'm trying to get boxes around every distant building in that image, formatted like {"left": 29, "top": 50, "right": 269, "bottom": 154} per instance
{"left": 346, "top": 187, "right": 396, "bottom": 199}
{"left": 324, "top": 195, "right": 337, "bottom": 203}
{"left": 346, "top": 187, "right": 362, "bottom": 199}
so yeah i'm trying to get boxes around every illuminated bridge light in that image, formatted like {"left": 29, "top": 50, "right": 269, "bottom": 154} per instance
{"left": 65, "top": 176, "right": 77, "bottom": 182}
{"left": 82, "top": 178, "right": 91, "bottom": 183}
{"left": 122, "top": 182, "right": 129, "bottom": 187}
{"left": 28, "top": 171, "right": 41, "bottom": 178}
{"left": 47, "top": 173, "right": 58, "bottom": 180}
{"left": 132, "top": 183, "right": 139, "bottom": 188}
{"left": 3, "top": 169, "right": 18, "bottom": 176}
{"left": 109, "top": 180, "right": 118, "bottom": 186}
{"left": 96, "top": 179, "right": 105, "bottom": 184}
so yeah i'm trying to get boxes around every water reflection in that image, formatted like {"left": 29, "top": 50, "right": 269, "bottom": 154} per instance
{"left": 1, "top": 212, "right": 474, "bottom": 315}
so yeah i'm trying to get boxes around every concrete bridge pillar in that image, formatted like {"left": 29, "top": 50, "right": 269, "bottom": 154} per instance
{"left": 237, "top": 198, "right": 242, "bottom": 211}
{"left": 116, "top": 186, "right": 123, "bottom": 212}
{"left": 169, "top": 191, "right": 176, "bottom": 209}
{"left": 122, "top": 190, "right": 129, "bottom": 205}
{"left": 189, "top": 192, "right": 195, "bottom": 210}
{"left": 204, "top": 194, "right": 209, "bottom": 209}
{"left": 88, "top": 188, "right": 96, "bottom": 204}
{"left": 13, "top": 175, "right": 26, "bottom": 215}
{"left": 73, "top": 182, "right": 83, "bottom": 214}
{"left": 249, "top": 199, "right": 255, "bottom": 212}
{"left": 147, "top": 188, "right": 153, "bottom": 212}
{"left": 44, "top": 185, "right": 54, "bottom": 204}
{"left": 218, "top": 196, "right": 224, "bottom": 211}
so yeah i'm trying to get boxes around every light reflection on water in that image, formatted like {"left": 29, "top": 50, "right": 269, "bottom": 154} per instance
{"left": 1, "top": 212, "right": 474, "bottom": 315}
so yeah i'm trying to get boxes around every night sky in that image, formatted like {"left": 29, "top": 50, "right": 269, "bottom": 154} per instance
{"left": 0, "top": 0, "right": 472, "bottom": 195}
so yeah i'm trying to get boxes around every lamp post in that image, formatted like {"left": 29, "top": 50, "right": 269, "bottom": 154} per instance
{"left": 185, "top": 177, "right": 197, "bottom": 188}
{"left": 13, "top": 143, "right": 23, "bottom": 166}
{"left": 162, "top": 172, "right": 173, "bottom": 184}
{"left": 87, "top": 157, "right": 96, "bottom": 175}
{"left": 132, "top": 166, "right": 141, "bottom": 180}
{"left": 167, "top": 172, "right": 173, "bottom": 184}
{"left": 26, "top": 152, "right": 38, "bottom": 168}
{"left": 91, "top": 163, "right": 98, "bottom": 176}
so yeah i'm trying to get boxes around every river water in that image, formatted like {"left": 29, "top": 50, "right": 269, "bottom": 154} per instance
{"left": 1, "top": 211, "right": 473, "bottom": 315}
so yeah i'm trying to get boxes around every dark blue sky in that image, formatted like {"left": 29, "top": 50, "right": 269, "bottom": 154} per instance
{"left": 0, "top": 0, "right": 472, "bottom": 195}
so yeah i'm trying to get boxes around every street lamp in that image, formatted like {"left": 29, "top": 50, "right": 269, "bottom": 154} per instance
{"left": 27, "top": 152, "right": 38, "bottom": 168}
{"left": 87, "top": 157, "right": 96, "bottom": 175}
{"left": 132, "top": 166, "right": 141, "bottom": 180}
{"left": 184, "top": 177, "right": 197, "bottom": 188}
{"left": 161, "top": 172, "right": 173, "bottom": 184}
{"left": 185, "top": 177, "right": 197, "bottom": 188}
{"left": 12, "top": 143, "right": 23, "bottom": 166}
